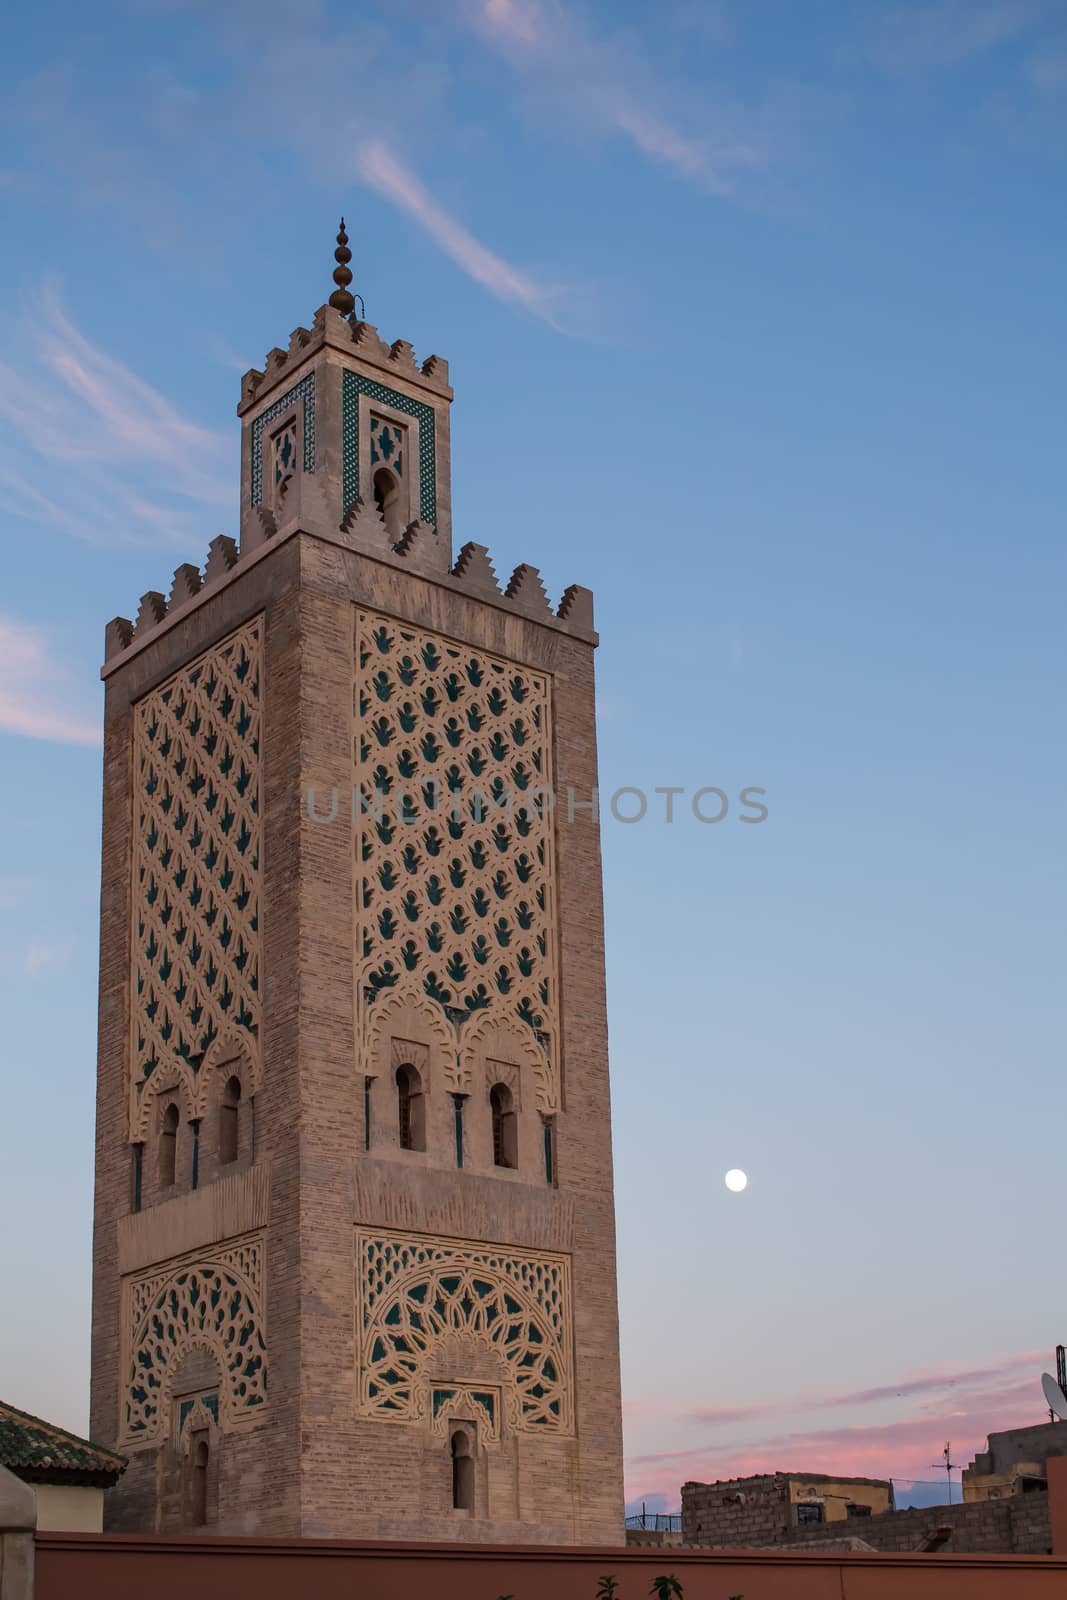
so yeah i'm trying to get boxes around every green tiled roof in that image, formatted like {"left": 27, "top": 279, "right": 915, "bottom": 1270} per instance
{"left": 0, "top": 1400, "right": 126, "bottom": 1485}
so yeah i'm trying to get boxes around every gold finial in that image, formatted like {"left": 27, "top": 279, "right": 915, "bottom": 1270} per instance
{"left": 329, "top": 217, "right": 356, "bottom": 316}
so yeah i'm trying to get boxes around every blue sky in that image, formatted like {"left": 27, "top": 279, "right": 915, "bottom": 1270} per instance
{"left": 1, "top": 0, "right": 1065, "bottom": 1511}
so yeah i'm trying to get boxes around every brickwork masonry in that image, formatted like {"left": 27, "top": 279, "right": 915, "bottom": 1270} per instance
{"left": 683, "top": 1475, "right": 1051, "bottom": 1556}
{"left": 784, "top": 1490, "right": 1051, "bottom": 1556}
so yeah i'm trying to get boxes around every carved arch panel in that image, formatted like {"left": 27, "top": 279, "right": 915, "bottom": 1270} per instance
{"left": 121, "top": 1233, "right": 267, "bottom": 1444}
{"left": 355, "top": 1229, "right": 572, "bottom": 1435}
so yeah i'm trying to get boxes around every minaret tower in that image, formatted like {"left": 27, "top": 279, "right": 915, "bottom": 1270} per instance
{"left": 90, "top": 226, "right": 625, "bottom": 1541}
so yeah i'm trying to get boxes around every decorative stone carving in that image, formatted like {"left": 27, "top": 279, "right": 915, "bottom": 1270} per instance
{"left": 129, "top": 619, "right": 261, "bottom": 1140}
{"left": 122, "top": 1233, "right": 267, "bottom": 1444}
{"left": 355, "top": 1229, "right": 572, "bottom": 1435}
{"left": 353, "top": 609, "right": 560, "bottom": 1112}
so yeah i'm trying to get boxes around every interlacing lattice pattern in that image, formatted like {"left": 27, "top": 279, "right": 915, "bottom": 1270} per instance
{"left": 354, "top": 610, "right": 560, "bottom": 1110}
{"left": 273, "top": 417, "right": 298, "bottom": 497}
{"left": 123, "top": 1235, "right": 266, "bottom": 1442}
{"left": 130, "top": 621, "right": 261, "bottom": 1136}
{"left": 370, "top": 414, "right": 405, "bottom": 479}
{"left": 342, "top": 371, "right": 436, "bottom": 523}
{"left": 250, "top": 373, "right": 315, "bottom": 504}
{"left": 356, "top": 1230, "right": 572, "bottom": 1433}
{"left": 431, "top": 1384, "right": 500, "bottom": 1440}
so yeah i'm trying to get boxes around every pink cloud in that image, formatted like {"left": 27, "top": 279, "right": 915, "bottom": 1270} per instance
{"left": 818, "top": 1349, "right": 1047, "bottom": 1411}
{"left": 627, "top": 1352, "right": 1051, "bottom": 1504}
{"left": 0, "top": 616, "right": 99, "bottom": 748}
{"left": 465, "top": 0, "right": 763, "bottom": 194}
{"left": 38, "top": 293, "right": 228, "bottom": 503}
{"left": 688, "top": 1403, "right": 776, "bottom": 1427}
{"left": 356, "top": 141, "right": 568, "bottom": 329}
{"left": 0, "top": 284, "right": 233, "bottom": 550}
{"left": 481, "top": 0, "right": 541, "bottom": 47}
{"left": 600, "top": 98, "right": 761, "bottom": 192}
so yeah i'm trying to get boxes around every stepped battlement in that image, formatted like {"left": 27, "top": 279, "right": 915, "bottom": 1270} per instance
{"left": 237, "top": 303, "right": 452, "bottom": 415}
{"left": 103, "top": 515, "right": 594, "bottom": 670}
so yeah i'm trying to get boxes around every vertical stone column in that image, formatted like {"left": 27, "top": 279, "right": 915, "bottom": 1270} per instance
{"left": 0, "top": 1466, "right": 35, "bottom": 1600}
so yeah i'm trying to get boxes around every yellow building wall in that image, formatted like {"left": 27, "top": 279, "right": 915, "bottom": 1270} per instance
{"left": 789, "top": 1479, "right": 893, "bottom": 1524}
{"left": 963, "top": 1464, "right": 1043, "bottom": 1503}
{"left": 34, "top": 1484, "right": 104, "bottom": 1532}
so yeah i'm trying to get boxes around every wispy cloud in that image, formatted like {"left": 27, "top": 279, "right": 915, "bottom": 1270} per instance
{"left": 0, "top": 933, "right": 79, "bottom": 982}
{"left": 628, "top": 1350, "right": 1049, "bottom": 1501}
{"left": 358, "top": 140, "right": 570, "bottom": 328}
{"left": 24, "top": 936, "right": 78, "bottom": 977}
{"left": 630, "top": 1387, "right": 1040, "bottom": 1498}
{"left": 865, "top": 1, "right": 1041, "bottom": 71}
{"left": 483, "top": 0, "right": 541, "bottom": 46}
{"left": 817, "top": 1350, "right": 1046, "bottom": 1412}
{"left": 464, "top": 0, "right": 763, "bottom": 194}
{"left": 37, "top": 292, "right": 227, "bottom": 501}
{"left": 0, "top": 616, "right": 100, "bottom": 748}
{"left": 203, "top": 332, "right": 255, "bottom": 375}
{"left": 682, "top": 1350, "right": 1047, "bottom": 1432}
{"left": 0, "top": 282, "right": 231, "bottom": 550}
{"left": 688, "top": 1401, "right": 776, "bottom": 1427}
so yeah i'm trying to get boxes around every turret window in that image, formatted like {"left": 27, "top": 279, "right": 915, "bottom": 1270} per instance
{"left": 271, "top": 417, "right": 298, "bottom": 506}
{"left": 450, "top": 1427, "right": 474, "bottom": 1512}
{"left": 490, "top": 1083, "right": 518, "bottom": 1169}
{"left": 159, "top": 1103, "right": 179, "bottom": 1189}
{"left": 373, "top": 467, "right": 403, "bottom": 541}
{"left": 219, "top": 1075, "right": 241, "bottom": 1166}
{"left": 396, "top": 1063, "right": 425, "bottom": 1151}
{"left": 190, "top": 1437, "right": 209, "bottom": 1526}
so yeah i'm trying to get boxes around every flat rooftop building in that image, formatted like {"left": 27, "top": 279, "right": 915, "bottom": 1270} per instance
{"left": 683, "top": 1470, "right": 894, "bottom": 1547}
{"left": 964, "top": 1421, "right": 1067, "bottom": 1502}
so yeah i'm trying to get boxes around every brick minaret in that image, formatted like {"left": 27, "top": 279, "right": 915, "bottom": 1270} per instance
{"left": 90, "top": 227, "right": 625, "bottom": 1541}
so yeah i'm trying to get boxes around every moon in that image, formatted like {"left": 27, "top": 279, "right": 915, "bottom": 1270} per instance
{"left": 724, "top": 1169, "right": 748, "bottom": 1193}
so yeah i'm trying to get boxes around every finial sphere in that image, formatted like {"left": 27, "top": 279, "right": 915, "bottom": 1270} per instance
{"left": 329, "top": 217, "right": 357, "bottom": 315}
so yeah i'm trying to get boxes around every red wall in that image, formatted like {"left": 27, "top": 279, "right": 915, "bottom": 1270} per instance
{"left": 1050, "top": 1456, "right": 1067, "bottom": 1555}
{"left": 35, "top": 1533, "right": 1067, "bottom": 1600}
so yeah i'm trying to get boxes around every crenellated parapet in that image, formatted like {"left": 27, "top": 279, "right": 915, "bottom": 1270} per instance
{"left": 236, "top": 298, "right": 458, "bottom": 559}
{"left": 103, "top": 516, "right": 595, "bottom": 669}
{"left": 237, "top": 305, "right": 452, "bottom": 416}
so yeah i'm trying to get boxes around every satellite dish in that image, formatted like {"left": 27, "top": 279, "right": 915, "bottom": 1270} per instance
{"left": 1041, "top": 1372, "right": 1067, "bottom": 1421}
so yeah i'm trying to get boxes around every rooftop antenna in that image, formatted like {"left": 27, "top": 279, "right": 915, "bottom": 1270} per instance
{"left": 1041, "top": 1353, "right": 1067, "bottom": 1424}
{"left": 930, "top": 1441, "right": 959, "bottom": 1504}
{"left": 328, "top": 217, "right": 365, "bottom": 322}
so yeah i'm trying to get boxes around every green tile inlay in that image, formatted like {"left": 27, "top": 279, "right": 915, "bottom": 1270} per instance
{"left": 343, "top": 370, "right": 436, "bottom": 528}
{"left": 251, "top": 374, "right": 315, "bottom": 505}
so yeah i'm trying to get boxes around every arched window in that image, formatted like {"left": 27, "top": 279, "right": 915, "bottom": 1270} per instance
{"left": 490, "top": 1083, "right": 518, "bottom": 1169}
{"left": 396, "top": 1064, "right": 425, "bottom": 1151}
{"left": 373, "top": 467, "right": 403, "bottom": 541}
{"left": 190, "top": 1437, "right": 209, "bottom": 1526}
{"left": 219, "top": 1075, "right": 241, "bottom": 1166}
{"left": 159, "top": 1103, "right": 179, "bottom": 1188}
{"left": 542, "top": 1115, "right": 556, "bottom": 1185}
{"left": 450, "top": 1428, "right": 474, "bottom": 1512}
